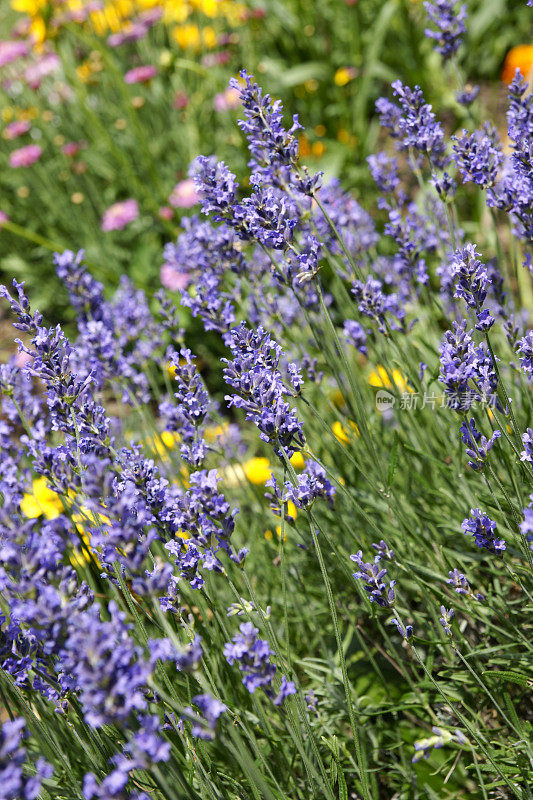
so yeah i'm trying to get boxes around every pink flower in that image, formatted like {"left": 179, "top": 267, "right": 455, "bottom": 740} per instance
{"left": 101, "top": 198, "right": 139, "bottom": 232}
{"left": 173, "top": 91, "right": 189, "bottom": 109}
{"left": 202, "top": 50, "right": 231, "bottom": 68}
{"left": 158, "top": 205, "right": 174, "bottom": 220}
{"left": 169, "top": 178, "right": 199, "bottom": 208}
{"left": 108, "top": 24, "right": 147, "bottom": 47}
{"left": 0, "top": 211, "right": 9, "bottom": 228}
{"left": 138, "top": 7, "right": 164, "bottom": 26}
{"left": 9, "top": 144, "right": 42, "bottom": 168}
{"left": 124, "top": 65, "right": 157, "bottom": 84}
{"left": 25, "top": 53, "right": 61, "bottom": 89}
{"left": 4, "top": 120, "right": 30, "bottom": 140}
{"left": 61, "top": 140, "right": 86, "bottom": 157}
{"left": 213, "top": 87, "right": 240, "bottom": 112}
{"left": 14, "top": 350, "right": 33, "bottom": 369}
{"left": 160, "top": 264, "right": 191, "bottom": 291}
{"left": 0, "top": 40, "right": 28, "bottom": 69}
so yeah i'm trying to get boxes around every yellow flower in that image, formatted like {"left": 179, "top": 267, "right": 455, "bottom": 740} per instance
{"left": 28, "top": 15, "right": 47, "bottom": 44}
{"left": 332, "top": 419, "right": 359, "bottom": 445}
{"left": 173, "top": 23, "right": 201, "bottom": 49}
{"left": 290, "top": 451, "right": 305, "bottom": 470}
{"left": 264, "top": 526, "right": 287, "bottom": 543}
{"left": 334, "top": 67, "right": 356, "bottom": 87}
{"left": 20, "top": 477, "right": 63, "bottom": 520}
{"left": 368, "top": 365, "right": 411, "bottom": 394}
{"left": 242, "top": 457, "right": 271, "bottom": 484}
{"left": 145, "top": 431, "right": 180, "bottom": 461}
{"left": 202, "top": 25, "right": 217, "bottom": 48}
{"left": 204, "top": 422, "right": 229, "bottom": 442}
{"left": 11, "top": 0, "right": 46, "bottom": 13}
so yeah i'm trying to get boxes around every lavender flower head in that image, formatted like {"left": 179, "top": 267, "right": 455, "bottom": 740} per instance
{"left": 159, "top": 347, "right": 210, "bottom": 466}
{"left": 190, "top": 155, "right": 238, "bottom": 217}
{"left": 516, "top": 330, "right": 533, "bottom": 380}
{"left": 229, "top": 69, "right": 321, "bottom": 193}
{"left": 377, "top": 81, "right": 446, "bottom": 168}
{"left": 350, "top": 551, "right": 396, "bottom": 607}
{"left": 222, "top": 323, "right": 305, "bottom": 457}
{"left": 190, "top": 694, "right": 226, "bottom": 740}
{"left": 461, "top": 509, "right": 505, "bottom": 554}
{"left": 460, "top": 417, "right": 501, "bottom": 470}
{"left": 446, "top": 568, "right": 485, "bottom": 601}
{"left": 451, "top": 243, "right": 494, "bottom": 329}
{"left": 223, "top": 622, "right": 295, "bottom": 704}
{"left": 424, "top": 1, "right": 467, "bottom": 60}
{"left": 266, "top": 460, "right": 335, "bottom": 511}
{"left": 344, "top": 319, "right": 368, "bottom": 353}
{"left": 439, "top": 320, "right": 497, "bottom": 410}
{"left": 439, "top": 606, "right": 454, "bottom": 636}
{"left": 0, "top": 718, "right": 52, "bottom": 800}
{"left": 521, "top": 428, "right": 533, "bottom": 466}
{"left": 452, "top": 124, "right": 502, "bottom": 188}
{"left": 413, "top": 727, "right": 467, "bottom": 762}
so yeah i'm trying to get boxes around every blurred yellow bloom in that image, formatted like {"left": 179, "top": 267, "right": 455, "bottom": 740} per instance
{"left": 337, "top": 128, "right": 357, "bottom": 147}
{"left": 173, "top": 23, "right": 201, "bottom": 49}
{"left": 76, "top": 61, "right": 98, "bottom": 83}
{"left": 11, "top": 0, "right": 44, "bottom": 10}
{"left": 368, "top": 365, "right": 411, "bottom": 394}
{"left": 205, "top": 423, "right": 229, "bottom": 442}
{"left": 243, "top": 457, "right": 271, "bottom": 484}
{"left": 146, "top": 431, "right": 180, "bottom": 461}
{"left": 20, "top": 477, "right": 63, "bottom": 519}
{"left": 334, "top": 67, "right": 356, "bottom": 87}
{"left": 311, "top": 141, "right": 325, "bottom": 157}
{"left": 290, "top": 452, "right": 305, "bottom": 470}
{"left": 501, "top": 45, "right": 533, "bottom": 84}
{"left": 29, "top": 16, "right": 46, "bottom": 44}
{"left": 332, "top": 419, "right": 359, "bottom": 445}
{"left": 202, "top": 25, "right": 217, "bottom": 48}
{"left": 299, "top": 134, "right": 311, "bottom": 157}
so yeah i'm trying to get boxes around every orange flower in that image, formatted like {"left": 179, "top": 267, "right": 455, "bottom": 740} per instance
{"left": 501, "top": 45, "right": 533, "bottom": 84}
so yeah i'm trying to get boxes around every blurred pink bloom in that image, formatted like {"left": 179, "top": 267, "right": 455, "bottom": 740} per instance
{"left": 202, "top": 50, "right": 231, "bottom": 67}
{"left": 138, "top": 7, "right": 164, "bottom": 26}
{"left": 160, "top": 264, "right": 191, "bottom": 291}
{"left": 124, "top": 65, "right": 157, "bottom": 84}
{"left": 25, "top": 52, "right": 61, "bottom": 89}
{"left": 101, "top": 199, "right": 139, "bottom": 231}
{"left": 169, "top": 178, "right": 199, "bottom": 208}
{"left": 158, "top": 205, "right": 174, "bottom": 220}
{"left": 109, "top": 24, "right": 148, "bottom": 47}
{"left": 55, "top": 1, "right": 103, "bottom": 24}
{"left": 61, "top": 140, "right": 86, "bottom": 157}
{"left": 108, "top": 6, "right": 163, "bottom": 45}
{"left": 9, "top": 144, "right": 42, "bottom": 168}
{"left": 4, "top": 120, "right": 30, "bottom": 139}
{"left": 0, "top": 40, "right": 28, "bottom": 69}
{"left": 213, "top": 87, "right": 240, "bottom": 112}
{"left": 173, "top": 91, "right": 189, "bottom": 110}
{"left": 14, "top": 350, "right": 33, "bottom": 369}
{"left": 0, "top": 211, "right": 9, "bottom": 227}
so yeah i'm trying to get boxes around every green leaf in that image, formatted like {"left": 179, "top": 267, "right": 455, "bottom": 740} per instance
{"left": 482, "top": 670, "right": 532, "bottom": 687}
{"left": 388, "top": 431, "right": 399, "bottom": 487}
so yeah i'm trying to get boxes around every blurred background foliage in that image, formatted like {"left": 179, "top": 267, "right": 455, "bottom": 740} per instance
{"left": 0, "top": 0, "right": 531, "bottom": 320}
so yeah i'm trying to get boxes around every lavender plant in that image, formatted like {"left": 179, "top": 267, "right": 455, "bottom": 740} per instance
{"left": 1, "top": 6, "right": 532, "bottom": 799}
